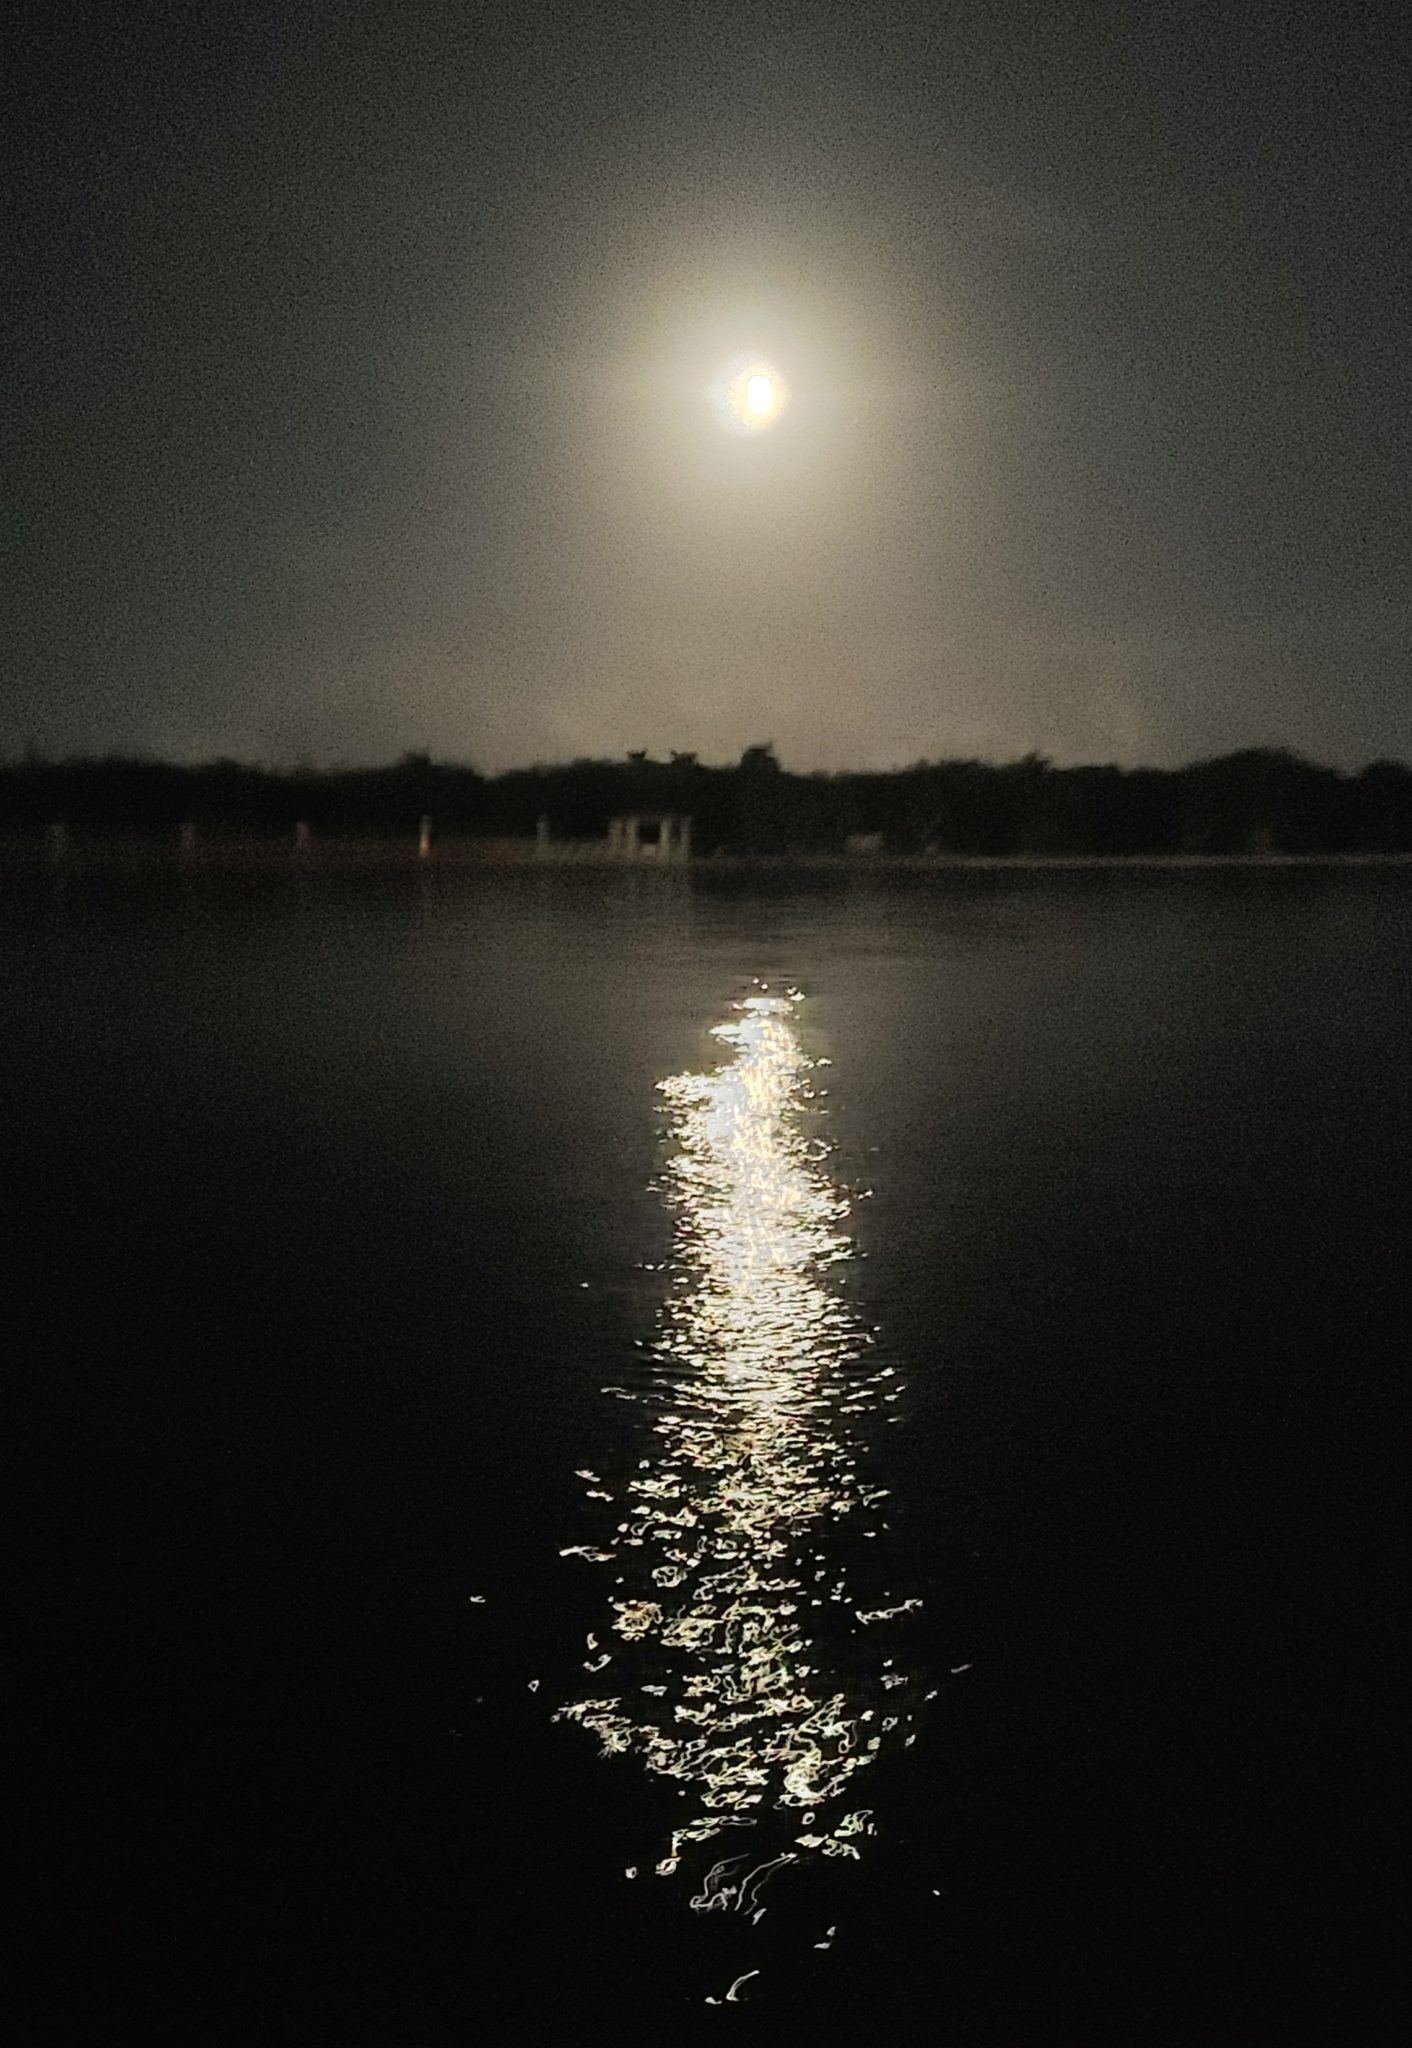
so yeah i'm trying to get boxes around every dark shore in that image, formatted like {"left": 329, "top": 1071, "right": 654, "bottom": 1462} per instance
{"left": 6, "top": 833, "right": 1412, "bottom": 874}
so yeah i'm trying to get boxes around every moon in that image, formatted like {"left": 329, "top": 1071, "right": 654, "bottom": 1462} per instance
{"left": 711, "top": 355, "right": 789, "bottom": 433}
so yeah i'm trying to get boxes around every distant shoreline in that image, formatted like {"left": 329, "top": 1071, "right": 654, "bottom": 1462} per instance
{"left": 5, "top": 836, "right": 1412, "bottom": 874}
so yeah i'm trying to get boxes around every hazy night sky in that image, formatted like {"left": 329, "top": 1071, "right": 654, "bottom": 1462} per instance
{"left": 7, "top": 1, "right": 1408, "bottom": 771}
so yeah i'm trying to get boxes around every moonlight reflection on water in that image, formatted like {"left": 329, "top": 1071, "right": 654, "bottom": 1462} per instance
{"left": 556, "top": 987, "right": 922, "bottom": 1905}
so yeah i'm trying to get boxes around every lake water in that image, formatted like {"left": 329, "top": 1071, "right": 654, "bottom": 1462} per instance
{"left": 9, "top": 865, "right": 1407, "bottom": 2033}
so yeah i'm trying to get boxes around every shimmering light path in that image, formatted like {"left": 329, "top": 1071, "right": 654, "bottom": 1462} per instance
{"left": 557, "top": 987, "right": 922, "bottom": 1904}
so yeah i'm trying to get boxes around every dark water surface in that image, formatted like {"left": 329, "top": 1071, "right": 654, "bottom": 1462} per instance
{"left": 9, "top": 867, "right": 1407, "bottom": 2035}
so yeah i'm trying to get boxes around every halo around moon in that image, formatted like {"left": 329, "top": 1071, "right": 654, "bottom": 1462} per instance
{"left": 710, "top": 354, "right": 789, "bottom": 434}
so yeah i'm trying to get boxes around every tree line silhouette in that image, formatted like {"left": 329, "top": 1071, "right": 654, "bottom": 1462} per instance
{"left": 3, "top": 744, "right": 1411, "bottom": 856}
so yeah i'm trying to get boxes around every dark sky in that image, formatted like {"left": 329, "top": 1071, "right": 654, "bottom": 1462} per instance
{"left": 7, "top": 0, "right": 1408, "bottom": 771}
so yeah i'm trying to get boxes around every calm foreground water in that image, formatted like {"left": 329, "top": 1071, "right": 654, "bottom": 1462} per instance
{"left": 9, "top": 865, "right": 1408, "bottom": 2034}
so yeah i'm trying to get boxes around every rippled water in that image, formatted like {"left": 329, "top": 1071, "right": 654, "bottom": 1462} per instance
{"left": 7, "top": 864, "right": 1408, "bottom": 2031}
{"left": 558, "top": 991, "right": 919, "bottom": 1902}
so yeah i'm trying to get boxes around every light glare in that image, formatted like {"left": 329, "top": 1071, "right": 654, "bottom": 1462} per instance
{"left": 555, "top": 988, "right": 921, "bottom": 1900}
{"left": 710, "top": 354, "right": 789, "bottom": 433}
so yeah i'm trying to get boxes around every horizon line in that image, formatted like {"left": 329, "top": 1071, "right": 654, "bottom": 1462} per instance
{"left": 5, "top": 744, "right": 1411, "bottom": 780}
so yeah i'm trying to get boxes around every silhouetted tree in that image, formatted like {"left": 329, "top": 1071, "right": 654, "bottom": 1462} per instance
{"left": 1, "top": 745, "right": 1407, "bottom": 858}
{"left": 738, "top": 743, "right": 781, "bottom": 774}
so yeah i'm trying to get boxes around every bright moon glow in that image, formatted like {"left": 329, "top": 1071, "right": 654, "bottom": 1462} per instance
{"left": 711, "top": 354, "right": 789, "bottom": 433}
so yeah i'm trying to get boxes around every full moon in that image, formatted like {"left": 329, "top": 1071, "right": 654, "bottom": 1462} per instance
{"left": 711, "top": 354, "right": 789, "bottom": 433}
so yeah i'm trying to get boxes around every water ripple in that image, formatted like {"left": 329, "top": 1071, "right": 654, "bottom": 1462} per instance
{"left": 556, "top": 986, "right": 923, "bottom": 1896}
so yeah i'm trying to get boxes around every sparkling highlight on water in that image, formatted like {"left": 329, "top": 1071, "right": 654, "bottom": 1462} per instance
{"left": 556, "top": 987, "right": 921, "bottom": 1892}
